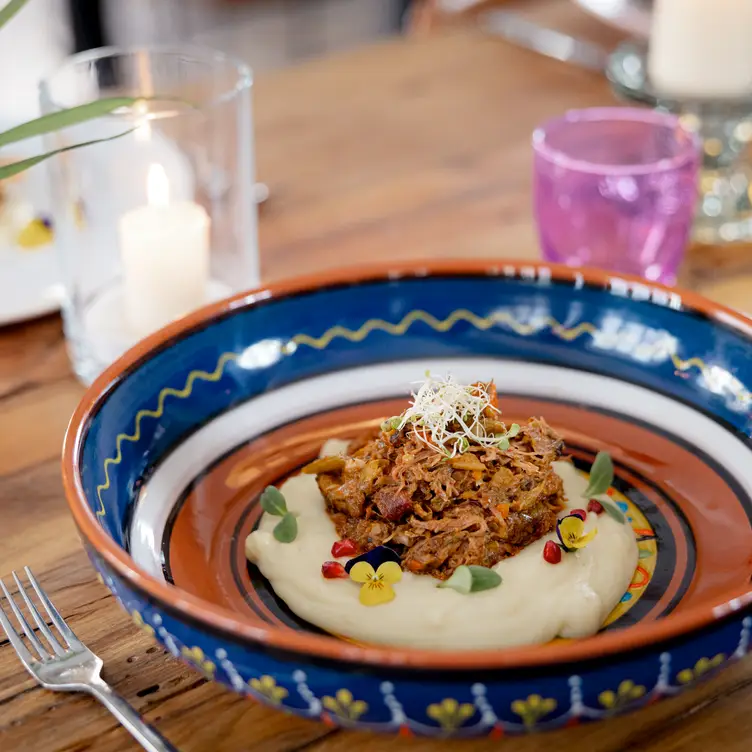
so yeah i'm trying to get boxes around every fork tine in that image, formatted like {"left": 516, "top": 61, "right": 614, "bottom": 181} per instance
{"left": 12, "top": 572, "right": 66, "bottom": 657}
{"left": 0, "top": 597, "right": 37, "bottom": 670}
{"left": 0, "top": 579, "right": 49, "bottom": 661}
{"left": 24, "top": 567, "right": 84, "bottom": 651}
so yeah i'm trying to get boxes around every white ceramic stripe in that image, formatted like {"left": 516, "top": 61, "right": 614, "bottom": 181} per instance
{"left": 129, "top": 358, "right": 752, "bottom": 577}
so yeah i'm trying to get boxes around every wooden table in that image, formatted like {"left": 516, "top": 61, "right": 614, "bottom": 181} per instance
{"left": 1, "top": 7, "right": 751, "bottom": 752}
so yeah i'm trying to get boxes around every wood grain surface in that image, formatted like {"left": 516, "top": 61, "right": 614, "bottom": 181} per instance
{"left": 1, "top": 4, "right": 751, "bottom": 750}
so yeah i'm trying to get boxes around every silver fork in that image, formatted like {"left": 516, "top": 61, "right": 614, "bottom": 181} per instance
{"left": 0, "top": 567, "right": 177, "bottom": 752}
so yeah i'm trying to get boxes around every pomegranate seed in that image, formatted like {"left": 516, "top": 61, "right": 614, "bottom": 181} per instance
{"left": 321, "top": 561, "right": 348, "bottom": 579}
{"left": 331, "top": 539, "right": 358, "bottom": 558}
{"left": 587, "top": 499, "right": 604, "bottom": 515}
{"left": 543, "top": 540, "right": 562, "bottom": 564}
{"left": 570, "top": 508, "right": 587, "bottom": 520}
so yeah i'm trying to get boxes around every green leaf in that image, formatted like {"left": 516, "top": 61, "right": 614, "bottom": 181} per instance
{"left": 507, "top": 423, "right": 520, "bottom": 438}
{"left": 0, "top": 0, "right": 30, "bottom": 31}
{"left": 584, "top": 451, "right": 614, "bottom": 498}
{"left": 273, "top": 513, "right": 298, "bottom": 543}
{"left": 496, "top": 436, "right": 510, "bottom": 451}
{"left": 600, "top": 499, "right": 626, "bottom": 525}
{"left": 638, "top": 548, "right": 652, "bottom": 559}
{"left": 437, "top": 565, "right": 472, "bottom": 594}
{"left": 466, "top": 565, "right": 502, "bottom": 592}
{"left": 381, "top": 416, "right": 402, "bottom": 432}
{"left": 0, "top": 98, "right": 140, "bottom": 149}
{"left": 0, "top": 128, "right": 135, "bottom": 180}
{"left": 260, "top": 486, "right": 288, "bottom": 517}
{"left": 437, "top": 565, "right": 501, "bottom": 594}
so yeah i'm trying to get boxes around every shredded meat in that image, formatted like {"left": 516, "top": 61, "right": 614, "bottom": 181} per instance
{"left": 303, "top": 388, "right": 567, "bottom": 580}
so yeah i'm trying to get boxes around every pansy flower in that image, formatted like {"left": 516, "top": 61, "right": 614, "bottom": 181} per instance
{"left": 349, "top": 560, "right": 402, "bottom": 606}
{"left": 556, "top": 513, "right": 597, "bottom": 552}
{"left": 344, "top": 545, "right": 401, "bottom": 574}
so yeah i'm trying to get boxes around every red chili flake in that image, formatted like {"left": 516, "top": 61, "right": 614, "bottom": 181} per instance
{"left": 543, "top": 540, "right": 562, "bottom": 564}
{"left": 570, "top": 508, "right": 587, "bottom": 520}
{"left": 587, "top": 499, "right": 604, "bottom": 515}
{"left": 321, "top": 561, "right": 348, "bottom": 579}
{"left": 331, "top": 539, "right": 358, "bottom": 558}
{"left": 606, "top": 488, "right": 614, "bottom": 497}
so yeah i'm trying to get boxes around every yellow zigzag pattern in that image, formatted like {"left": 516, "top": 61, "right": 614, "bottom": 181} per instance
{"left": 290, "top": 309, "right": 750, "bottom": 407}
{"left": 289, "top": 308, "right": 598, "bottom": 349}
{"left": 95, "top": 352, "right": 238, "bottom": 519}
{"left": 96, "top": 308, "right": 750, "bottom": 522}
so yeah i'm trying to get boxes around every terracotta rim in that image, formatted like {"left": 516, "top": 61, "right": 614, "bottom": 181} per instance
{"left": 62, "top": 259, "right": 752, "bottom": 670}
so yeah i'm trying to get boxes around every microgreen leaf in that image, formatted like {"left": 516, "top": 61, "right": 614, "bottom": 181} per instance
{"left": 273, "top": 513, "right": 298, "bottom": 543}
{"left": 599, "top": 498, "right": 626, "bottom": 525}
{"left": 437, "top": 565, "right": 472, "bottom": 594}
{"left": 583, "top": 451, "right": 614, "bottom": 498}
{"left": 437, "top": 565, "right": 501, "bottom": 594}
{"left": 507, "top": 423, "right": 520, "bottom": 438}
{"left": 496, "top": 436, "right": 510, "bottom": 450}
{"left": 381, "top": 416, "right": 402, "bottom": 431}
{"left": 260, "top": 486, "right": 288, "bottom": 516}
{"left": 466, "top": 565, "right": 502, "bottom": 592}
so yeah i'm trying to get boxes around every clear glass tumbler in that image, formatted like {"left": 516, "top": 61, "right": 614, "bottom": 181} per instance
{"left": 532, "top": 107, "right": 701, "bottom": 284}
{"left": 40, "top": 45, "right": 258, "bottom": 384}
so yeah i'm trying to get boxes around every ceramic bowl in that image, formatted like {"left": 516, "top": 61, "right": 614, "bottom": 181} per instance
{"left": 62, "top": 261, "right": 752, "bottom": 738}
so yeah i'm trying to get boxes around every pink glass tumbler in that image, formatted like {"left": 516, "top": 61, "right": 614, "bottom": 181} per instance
{"left": 532, "top": 108, "right": 701, "bottom": 284}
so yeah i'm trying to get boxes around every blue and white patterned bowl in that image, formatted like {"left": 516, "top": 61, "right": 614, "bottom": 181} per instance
{"left": 63, "top": 261, "right": 752, "bottom": 738}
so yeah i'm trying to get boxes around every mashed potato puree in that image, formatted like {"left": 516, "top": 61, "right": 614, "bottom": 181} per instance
{"left": 246, "top": 443, "right": 638, "bottom": 651}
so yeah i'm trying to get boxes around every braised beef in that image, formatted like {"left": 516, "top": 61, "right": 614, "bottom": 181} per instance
{"left": 303, "top": 406, "right": 567, "bottom": 579}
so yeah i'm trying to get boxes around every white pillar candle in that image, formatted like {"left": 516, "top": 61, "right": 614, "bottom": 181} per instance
{"left": 648, "top": 0, "right": 752, "bottom": 98}
{"left": 119, "top": 163, "right": 210, "bottom": 338}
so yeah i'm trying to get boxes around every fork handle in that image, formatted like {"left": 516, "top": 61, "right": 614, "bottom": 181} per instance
{"left": 87, "top": 681, "right": 178, "bottom": 752}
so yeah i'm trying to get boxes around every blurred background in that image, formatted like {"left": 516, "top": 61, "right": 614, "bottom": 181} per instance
{"left": 0, "top": 0, "right": 410, "bottom": 124}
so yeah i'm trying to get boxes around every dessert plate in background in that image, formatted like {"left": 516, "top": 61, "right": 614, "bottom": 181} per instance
{"left": 0, "top": 124, "right": 63, "bottom": 327}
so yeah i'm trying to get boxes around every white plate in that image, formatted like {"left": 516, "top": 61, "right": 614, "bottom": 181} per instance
{"left": 572, "top": 0, "right": 652, "bottom": 38}
{"left": 0, "top": 126, "right": 63, "bottom": 327}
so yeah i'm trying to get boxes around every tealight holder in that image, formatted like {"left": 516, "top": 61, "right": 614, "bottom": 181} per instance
{"left": 39, "top": 45, "right": 259, "bottom": 384}
{"left": 607, "top": 42, "right": 752, "bottom": 245}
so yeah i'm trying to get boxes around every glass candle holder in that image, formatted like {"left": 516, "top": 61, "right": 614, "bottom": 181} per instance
{"left": 40, "top": 45, "right": 258, "bottom": 384}
{"left": 533, "top": 107, "right": 701, "bottom": 285}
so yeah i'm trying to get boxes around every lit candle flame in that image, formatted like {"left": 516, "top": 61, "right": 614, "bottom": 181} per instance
{"left": 147, "top": 164, "right": 169, "bottom": 207}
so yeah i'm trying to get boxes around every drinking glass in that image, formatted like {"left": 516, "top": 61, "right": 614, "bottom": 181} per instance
{"left": 40, "top": 46, "right": 258, "bottom": 385}
{"left": 532, "top": 107, "right": 701, "bottom": 284}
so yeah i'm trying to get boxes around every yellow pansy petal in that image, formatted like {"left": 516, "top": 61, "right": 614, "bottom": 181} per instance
{"left": 359, "top": 581, "right": 395, "bottom": 606}
{"left": 599, "top": 690, "right": 616, "bottom": 709}
{"left": 349, "top": 561, "right": 375, "bottom": 583}
{"left": 559, "top": 516, "right": 584, "bottom": 539}
{"left": 376, "top": 561, "right": 402, "bottom": 584}
{"left": 458, "top": 703, "right": 475, "bottom": 721}
{"left": 570, "top": 527, "right": 598, "bottom": 549}
{"left": 677, "top": 669, "right": 693, "bottom": 684}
